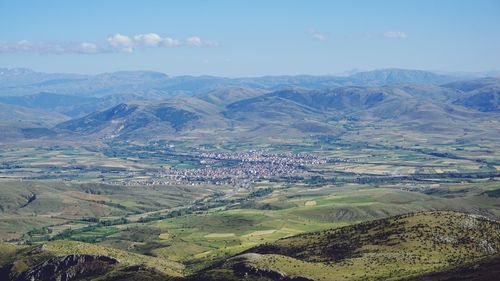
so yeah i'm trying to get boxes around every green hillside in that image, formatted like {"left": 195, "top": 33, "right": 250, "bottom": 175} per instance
{"left": 0, "top": 180, "right": 213, "bottom": 241}
{"left": 193, "top": 212, "right": 500, "bottom": 281}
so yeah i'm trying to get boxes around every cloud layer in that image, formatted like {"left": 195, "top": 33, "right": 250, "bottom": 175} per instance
{"left": 0, "top": 33, "right": 217, "bottom": 54}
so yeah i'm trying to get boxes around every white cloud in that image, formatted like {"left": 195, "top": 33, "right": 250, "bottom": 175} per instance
{"left": 308, "top": 29, "right": 328, "bottom": 42}
{"left": 0, "top": 33, "right": 218, "bottom": 54}
{"left": 186, "top": 36, "right": 202, "bottom": 46}
{"left": 133, "top": 33, "right": 162, "bottom": 47}
{"left": 162, "top": 37, "right": 181, "bottom": 47}
{"left": 107, "top": 33, "right": 134, "bottom": 52}
{"left": 382, "top": 31, "right": 408, "bottom": 39}
{"left": 78, "top": 42, "right": 98, "bottom": 53}
{"left": 109, "top": 33, "right": 184, "bottom": 51}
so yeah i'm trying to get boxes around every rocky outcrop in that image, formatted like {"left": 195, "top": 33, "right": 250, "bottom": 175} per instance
{"left": 20, "top": 193, "right": 36, "bottom": 208}
{"left": 16, "top": 254, "right": 119, "bottom": 281}
{"left": 232, "top": 262, "right": 315, "bottom": 281}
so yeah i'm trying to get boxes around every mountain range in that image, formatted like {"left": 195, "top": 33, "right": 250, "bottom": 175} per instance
{"left": 0, "top": 68, "right": 473, "bottom": 97}
{"left": 0, "top": 68, "right": 499, "bottom": 143}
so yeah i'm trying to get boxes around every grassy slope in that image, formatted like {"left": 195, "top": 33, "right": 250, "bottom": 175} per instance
{"left": 200, "top": 211, "right": 500, "bottom": 281}
{"left": 35, "top": 183, "right": 494, "bottom": 273}
{"left": 2, "top": 212, "right": 499, "bottom": 281}
{"left": 0, "top": 180, "right": 212, "bottom": 240}
{"left": 402, "top": 255, "right": 500, "bottom": 281}
{"left": 140, "top": 184, "right": 500, "bottom": 264}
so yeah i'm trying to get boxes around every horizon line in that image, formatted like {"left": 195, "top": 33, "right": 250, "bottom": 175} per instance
{"left": 2, "top": 66, "right": 500, "bottom": 79}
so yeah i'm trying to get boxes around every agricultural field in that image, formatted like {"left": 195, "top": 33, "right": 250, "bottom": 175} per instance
{"left": 0, "top": 180, "right": 216, "bottom": 241}
{"left": 1, "top": 134, "right": 500, "bottom": 280}
{"left": 5, "top": 178, "right": 496, "bottom": 272}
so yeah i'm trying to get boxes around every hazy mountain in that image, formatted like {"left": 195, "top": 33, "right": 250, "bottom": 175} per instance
{"left": 2, "top": 70, "right": 499, "bottom": 142}
{"left": 0, "top": 103, "right": 67, "bottom": 126}
{"left": 47, "top": 79, "right": 500, "bottom": 141}
{"left": 444, "top": 77, "right": 500, "bottom": 92}
{"left": 0, "top": 68, "right": 473, "bottom": 97}
{"left": 446, "top": 78, "right": 500, "bottom": 112}
{"left": 223, "top": 85, "right": 470, "bottom": 123}
{"left": 55, "top": 102, "right": 207, "bottom": 140}
{"left": 349, "top": 68, "right": 458, "bottom": 85}
{"left": 438, "top": 70, "right": 500, "bottom": 79}
{"left": 0, "top": 92, "right": 98, "bottom": 110}
{"left": 0, "top": 68, "right": 86, "bottom": 88}
{"left": 0, "top": 92, "right": 144, "bottom": 117}
{"left": 0, "top": 69, "right": 169, "bottom": 97}
{"left": 197, "top": 86, "right": 266, "bottom": 106}
{"left": 0, "top": 103, "right": 66, "bottom": 141}
{"left": 456, "top": 91, "right": 500, "bottom": 112}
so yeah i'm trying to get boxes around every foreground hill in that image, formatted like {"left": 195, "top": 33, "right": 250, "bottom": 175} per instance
{"left": 191, "top": 212, "right": 500, "bottom": 281}
{"left": 403, "top": 255, "right": 500, "bottom": 281}
{"left": 1, "top": 212, "right": 498, "bottom": 280}
{"left": 0, "top": 240, "right": 182, "bottom": 280}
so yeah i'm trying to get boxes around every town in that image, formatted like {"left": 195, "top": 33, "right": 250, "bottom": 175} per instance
{"left": 110, "top": 150, "right": 326, "bottom": 187}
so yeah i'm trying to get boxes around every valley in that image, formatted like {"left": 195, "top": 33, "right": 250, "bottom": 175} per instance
{"left": 2, "top": 1, "right": 500, "bottom": 279}
{"left": 0, "top": 68, "right": 499, "bottom": 280}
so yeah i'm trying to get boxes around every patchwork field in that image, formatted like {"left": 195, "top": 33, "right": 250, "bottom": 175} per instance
{"left": 5, "top": 181, "right": 492, "bottom": 272}
{"left": 0, "top": 180, "right": 215, "bottom": 241}
{"left": 1, "top": 133, "right": 500, "bottom": 280}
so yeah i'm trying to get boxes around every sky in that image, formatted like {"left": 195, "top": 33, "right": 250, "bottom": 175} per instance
{"left": 1, "top": 0, "right": 499, "bottom": 76}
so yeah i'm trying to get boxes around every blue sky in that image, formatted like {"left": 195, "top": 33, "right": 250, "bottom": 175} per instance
{"left": 1, "top": 0, "right": 499, "bottom": 76}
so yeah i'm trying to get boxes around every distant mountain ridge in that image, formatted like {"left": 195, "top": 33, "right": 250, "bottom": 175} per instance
{"left": 43, "top": 78, "right": 500, "bottom": 141}
{"left": 0, "top": 68, "right": 466, "bottom": 97}
{"left": 0, "top": 92, "right": 98, "bottom": 110}
{"left": 1, "top": 68, "right": 500, "bottom": 142}
{"left": 349, "top": 68, "right": 455, "bottom": 85}
{"left": 0, "top": 92, "right": 143, "bottom": 117}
